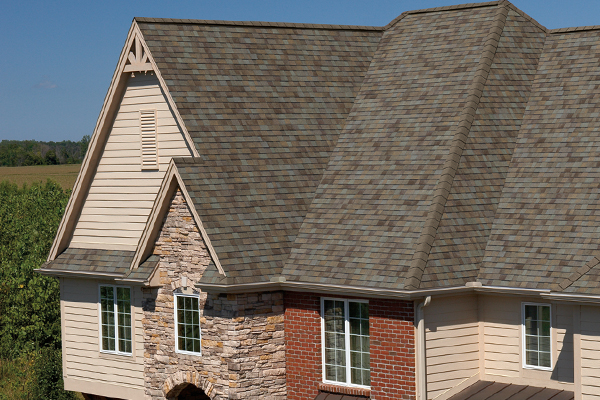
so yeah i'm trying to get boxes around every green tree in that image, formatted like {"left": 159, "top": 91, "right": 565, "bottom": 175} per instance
{"left": 0, "top": 180, "right": 76, "bottom": 399}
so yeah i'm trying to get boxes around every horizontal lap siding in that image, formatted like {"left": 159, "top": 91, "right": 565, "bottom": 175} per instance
{"left": 555, "top": 304, "right": 574, "bottom": 383}
{"left": 482, "top": 296, "right": 520, "bottom": 379}
{"left": 61, "top": 278, "right": 144, "bottom": 394}
{"left": 425, "top": 295, "right": 479, "bottom": 400}
{"left": 71, "top": 74, "right": 190, "bottom": 251}
{"left": 581, "top": 305, "right": 600, "bottom": 398}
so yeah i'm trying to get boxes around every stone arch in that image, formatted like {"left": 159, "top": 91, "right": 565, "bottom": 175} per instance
{"left": 163, "top": 370, "right": 215, "bottom": 400}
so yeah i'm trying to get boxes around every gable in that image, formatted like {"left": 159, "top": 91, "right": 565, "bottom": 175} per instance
{"left": 70, "top": 73, "right": 191, "bottom": 251}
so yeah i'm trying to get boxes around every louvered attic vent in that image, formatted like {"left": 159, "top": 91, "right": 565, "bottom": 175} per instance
{"left": 140, "top": 110, "right": 158, "bottom": 170}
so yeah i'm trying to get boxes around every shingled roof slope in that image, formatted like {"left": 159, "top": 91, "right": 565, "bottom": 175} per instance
{"left": 419, "top": 7, "right": 546, "bottom": 288}
{"left": 479, "top": 28, "right": 600, "bottom": 289}
{"left": 133, "top": 23, "right": 382, "bottom": 282}
{"left": 282, "top": 4, "right": 500, "bottom": 289}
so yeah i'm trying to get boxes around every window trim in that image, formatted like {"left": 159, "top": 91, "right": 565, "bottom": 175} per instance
{"left": 521, "top": 302, "right": 552, "bottom": 371}
{"left": 320, "top": 297, "right": 370, "bottom": 389}
{"left": 97, "top": 284, "right": 132, "bottom": 356}
{"left": 174, "top": 293, "right": 202, "bottom": 356}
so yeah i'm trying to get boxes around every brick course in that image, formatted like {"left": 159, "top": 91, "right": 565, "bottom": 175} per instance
{"left": 284, "top": 292, "right": 415, "bottom": 400}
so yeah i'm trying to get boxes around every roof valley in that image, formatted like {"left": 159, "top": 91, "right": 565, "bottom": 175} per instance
{"left": 421, "top": 6, "right": 547, "bottom": 289}
{"left": 404, "top": 3, "right": 509, "bottom": 290}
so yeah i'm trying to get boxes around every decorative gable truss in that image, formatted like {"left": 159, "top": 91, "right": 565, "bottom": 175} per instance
{"left": 47, "top": 21, "right": 199, "bottom": 262}
{"left": 124, "top": 34, "right": 153, "bottom": 73}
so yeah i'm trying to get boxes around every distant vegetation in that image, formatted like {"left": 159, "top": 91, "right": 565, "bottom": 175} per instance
{"left": 0, "top": 181, "right": 77, "bottom": 399}
{"left": 0, "top": 136, "right": 90, "bottom": 167}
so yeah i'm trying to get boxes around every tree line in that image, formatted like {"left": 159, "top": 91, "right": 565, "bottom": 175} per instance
{"left": 0, "top": 136, "right": 90, "bottom": 167}
{"left": 0, "top": 180, "right": 76, "bottom": 399}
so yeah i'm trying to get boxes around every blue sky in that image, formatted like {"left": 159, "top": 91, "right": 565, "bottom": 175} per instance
{"left": 1, "top": 0, "right": 599, "bottom": 142}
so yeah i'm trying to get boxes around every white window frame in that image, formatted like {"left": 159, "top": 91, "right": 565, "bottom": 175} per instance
{"left": 174, "top": 293, "right": 202, "bottom": 356}
{"left": 522, "top": 302, "right": 552, "bottom": 371}
{"left": 98, "top": 285, "right": 132, "bottom": 356}
{"left": 321, "top": 297, "right": 370, "bottom": 389}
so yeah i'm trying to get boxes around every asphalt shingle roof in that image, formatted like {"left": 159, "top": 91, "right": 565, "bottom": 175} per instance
{"left": 479, "top": 28, "right": 600, "bottom": 290}
{"left": 43, "top": 248, "right": 135, "bottom": 275}
{"left": 283, "top": 4, "right": 499, "bottom": 289}
{"left": 135, "top": 21, "right": 381, "bottom": 283}
{"left": 50, "top": 2, "right": 600, "bottom": 296}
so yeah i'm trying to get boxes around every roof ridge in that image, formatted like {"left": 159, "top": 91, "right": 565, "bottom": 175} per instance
{"left": 554, "top": 256, "right": 600, "bottom": 292}
{"left": 550, "top": 25, "right": 600, "bottom": 34}
{"left": 384, "top": 1, "right": 500, "bottom": 30}
{"left": 404, "top": 2, "right": 509, "bottom": 290}
{"left": 502, "top": 1, "right": 547, "bottom": 32}
{"left": 134, "top": 17, "right": 384, "bottom": 31}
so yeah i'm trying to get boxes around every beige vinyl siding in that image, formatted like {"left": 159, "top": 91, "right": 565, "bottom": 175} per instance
{"left": 480, "top": 296, "right": 574, "bottom": 392}
{"left": 554, "top": 304, "right": 574, "bottom": 383}
{"left": 581, "top": 305, "right": 600, "bottom": 398}
{"left": 71, "top": 73, "right": 191, "bottom": 251}
{"left": 425, "top": 295, "right": 479, "bottom": 400}
{"left": 481, "top": 295, "right": 521, "bottom": 379}
{"left": 61, "top": 278, "right": 144, "bottom": 398}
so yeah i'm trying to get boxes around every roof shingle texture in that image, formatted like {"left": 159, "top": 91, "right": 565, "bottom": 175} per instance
{"left": 44, "top": 248, "right": 135, "bottom": 275}
{"left": 135, "top": 23, "right": 382, "bottom": 283}
{"left": 479, "top": 29, "right": 600, "bottom": 289}
{"left": 420, "top": 8, "right": 546, "bottom": 288}
{"left": 283, "top": 5, "right": 498, "bottom": 289}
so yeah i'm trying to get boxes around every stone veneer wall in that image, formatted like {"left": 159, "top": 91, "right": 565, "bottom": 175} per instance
{"left": 142, "top": 189, "right": 286, "bottom": 399}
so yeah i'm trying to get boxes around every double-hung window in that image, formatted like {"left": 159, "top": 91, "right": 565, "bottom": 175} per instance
{"left": 322, "top": 298, "right": 370, "bottom": 387}
{"left": 99, "top": 285, "right": 132, "bottom": 354}
{"left": 523, "top": 303, "right": 551, "bottom": 369}
{"left": 174, "top": 294, "right": 201, "bottom": 355}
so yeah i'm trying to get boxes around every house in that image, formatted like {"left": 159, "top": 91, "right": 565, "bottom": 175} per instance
{"left": 37, "top": 0, "right": 600, "bottom": 399}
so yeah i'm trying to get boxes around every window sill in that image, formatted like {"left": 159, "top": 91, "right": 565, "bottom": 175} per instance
{"left": 318, "top": 383, "right": 370, "bottom": 397}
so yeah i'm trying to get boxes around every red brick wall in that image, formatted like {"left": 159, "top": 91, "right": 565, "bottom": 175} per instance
{"left": 370, "top": 299, "right": 415, "bottom": 399}
{"left": 285, "top": 292, "right": 322, "bottom": 400}
{"left": 284, "top": 292, "right": 416, "bottom": 400}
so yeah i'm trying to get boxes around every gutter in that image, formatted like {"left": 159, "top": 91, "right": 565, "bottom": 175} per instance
{"left": 416, "top": 296, "right": 431, "bottom": 400}
{"left": 35, "top": 268, "right": 150, "bottom": 285}
{"left": 541, "top": 292, "right": 600, "bottom": 304}
{"left": 195, "top": 279, "right": 555, "bottom": 299}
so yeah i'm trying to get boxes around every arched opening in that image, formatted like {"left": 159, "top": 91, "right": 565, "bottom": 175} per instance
{"left": 168, "top": 383, "right": 211, "bottom": 400}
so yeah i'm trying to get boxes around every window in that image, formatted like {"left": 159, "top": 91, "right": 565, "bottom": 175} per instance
{"left": 523, "top": 303, "right": 551, "bottom": 369}
{"left": 175, "top": 294, "right": 201, "bottom": 355}
{"left": 99, "top": 285, "right": 132, "bottom": 354}
{"left": 321, "top": 298, "right": 370, "bottom": 387}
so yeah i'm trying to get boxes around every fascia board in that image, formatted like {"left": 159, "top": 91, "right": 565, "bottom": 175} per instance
{"left": 541, "top": 292, "right": 600, "bottom": 304}
{"left": 130, "top": 160, "right": 225, "bottom": 277}
{"left": 194, "top": 281, "right": 573, "bottom": 300}
{"left": 35, "top": 268, "right": 123, "bottom": 279}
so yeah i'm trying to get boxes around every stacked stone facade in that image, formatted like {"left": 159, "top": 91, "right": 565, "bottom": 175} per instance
{"left": 285, "top": 292, "right": 416, "bottom": 400}
{"left": 142, "top": 189, "right": 286, "bottom": 399}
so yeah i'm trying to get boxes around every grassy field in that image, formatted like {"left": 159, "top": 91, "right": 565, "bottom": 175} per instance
{"left": 0, "top": 164, "right": 81, "bottom": 190}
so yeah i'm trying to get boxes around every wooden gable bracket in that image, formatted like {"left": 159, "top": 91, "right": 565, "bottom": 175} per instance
{"left": 124, "top": 34, "right": 153, "bottom": 73}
